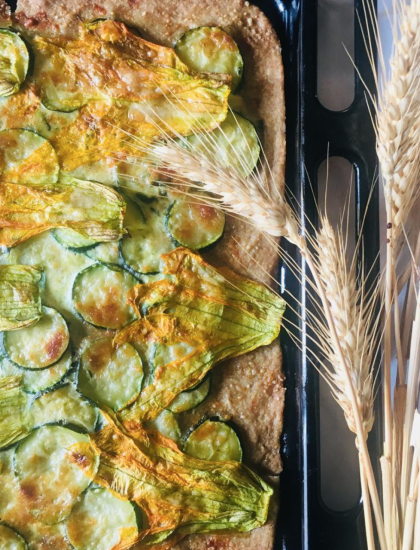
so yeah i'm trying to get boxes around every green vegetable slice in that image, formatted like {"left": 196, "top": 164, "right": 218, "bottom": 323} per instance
{"left": 72, "top": 265, "right": 137, "bottom": 330}
{"left": 168, "top": 376, "right": 211, "bottom": 414}
{"left": 145, "top": 409, "right": 181, "bottom": 443}
{"left": 0, "top": 347, "right": 72, "bottom": 394}
{"left": 13, "top": 425, "right": 98, "bottom": 524}
{"left": 0, "top": 265, "right": 43, "bottom": 331}
{"left": 184, "top": 420, "right": 242, "bottom": 462}
{"left": 0, "top": 129, "right": 59, "bottom": 183}
{"left": 66, "top": 488, "right": 139, "bottom": 550}
{"left": 187, "top": 112, "right": 260, "bottom": 177}
{"left": 175, "top": 27, "right": 243, "bottom": 91}
{"left": 120, "top": 198, "right": 174, "bottom": 275}
{"left": 78, "top": 338, "right": 143, "bottom": 411}
{"left": 0, "top": 30, "right": 29, "bottom": 97}
{"left": 85, "top": 240, "right": 121, "bottom": 266}
{"left": 0, "top": 523, "right": 28, "bottom": 550}
{"left": 64, "top": 159, "right": 118, "bottom": 186}
{"left": 53, "top": 228, "right": 97, "bottom": 250}
{"left": 2, "top": 306, "right": 69, "bottom": 370}
{"left": 166, "top": 200, "right": 225, "bottom": 250}
{"left": 31, "top": 383, "right": 99, "bottom": 432}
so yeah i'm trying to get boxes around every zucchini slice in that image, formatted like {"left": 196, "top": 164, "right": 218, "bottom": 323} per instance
{"left": 175, "top": 27, "right": 243, "bottom": 91}
{"left": 78, "top": 338, "right": 143, "bottom": 411}
{"left": 13, "top": 425, "right": 98, "bottom": 524}
{"left": 72, "top": 264, "right": 137, "bottom": 330}
{"left": 31, "top": 383, "right": 99, "bottom": 432}
{"left": 66, "top": 488, "right": 138, "bottom": 550}
{"left": 168, "top": 376, "right": 211, "bottom": 414}
{"left": 145, "top": 409, "right": 181, "bottom": 443}
{"left": 0, "top": 347, "right": 72, "bottom": 394}
{"left": 0, "top": 129, "right": 59, "bottom": 183}
{"left": 65, "top": 159, "right": 118, "bottom": 187}
{"left": 0, "top": 523, "right": 28, "bottom": 550}
{"left": 34, "top": 48, "right": 90, "bottom": 112}
{"left": 85, "top": 240, "right": 121, "bottom": 266}
{"left": 0, "top": 30, "right": 29, "bottom": 97}
{"left": 184, "top": 419, "right": 243, "bottom": 462}
{"left": 187, "top": 112, "right": 260, "bottom": 177}
{"left": 53, "top": 229, "right": 98, "bottom": 251}
{"left": 120, "top": 198, "right": 174, "bottom": 275}
{"left": 2, "top": 306, "right": 70, "bottom": 370}
{"left": 166, "top": 200, "right": 225, "bottom": 250}
{"left": 132, "top": 341, "right": 156, "bottom": 388}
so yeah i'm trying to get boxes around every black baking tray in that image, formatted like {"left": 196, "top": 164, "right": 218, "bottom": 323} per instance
{"left": 251, "top": 1, "right": 381, "bottom": 549}
{"left": 4, "top": 0, "right": 381, "bottom": 548}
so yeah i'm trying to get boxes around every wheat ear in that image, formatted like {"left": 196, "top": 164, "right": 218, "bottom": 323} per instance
{"left": 151, "top": 143, "right": 301, "bottom": 244}
{"left": 376, "top": 0, "right": 420, "bottom": 240}
{"left": 370, "top": 2, "right": 420, "bottom": 539}
{"left": 311, "top": 217, "right": 376, "bottom": 436}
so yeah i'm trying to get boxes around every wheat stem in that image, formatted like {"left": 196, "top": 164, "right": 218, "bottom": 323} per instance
{"left": 401, "top": 294, "right": 420, "bottom": 517}
{"left": 393, "top": 269, "right": 405, "bottom": 384}
{"left": 360, "top": 452, "right": 376, "bottom": 550}
{"left": 402, "top": 454, "right": 419, "bottom": 550}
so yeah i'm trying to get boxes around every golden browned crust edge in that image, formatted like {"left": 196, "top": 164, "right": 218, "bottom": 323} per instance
{"left": 14, "top": 1, "right": 286, "bottom": 548}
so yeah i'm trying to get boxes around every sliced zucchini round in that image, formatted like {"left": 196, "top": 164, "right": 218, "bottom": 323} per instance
{"left": 78, "top": 338, "right": 143, "bottom": 411}
{"left": 166, "top": 200, "right": 225, "bottom": 250}
{"left": 187, "top": 112, "right": 260, "bottom": 177}
{"left": 64, "top": 159, "right": 118, "bottom": 187}
{"left": 120, "top": 198, "right": 174, "bottom": 275}
{"left": 34, "top": 48, "right": 90, "bottom": 112}
{"left": 145, "top": 409, "right": 181, "bottom": 443}
{"left": 0, "top": 523, "right": 28, "bottom": 550}
{"left": 184, "top": 420, "right": 243, "bottom": 462}
{"left": 132, "top": 341, "right": 156, "bottom": 388}
{"left": 175, "top": 27, "right": 243, "bottom": 91}
{"left": 0, "top": 30, "right": 29, "bottom": 97}
{"left": 85, "top": 240, "right": 121, "bottom": 266}
{"left": 13, "top": 425, "right": 97, "bottom": 524}
{"left": 72, "top": 264, "right": 137, "bottom": 330}
{"left": 2, "top": 306, "right": 70, "bottom": 370}
{"left": 168, "top": 376, "right": 211, "bottom": 414}
{"left": 53, "top": 229, "right": 98, "bottom": 251}
{"left": 31, "top": 383, "right": 99, "bottom": 432}
{"left": 0, "top": 347, "right": 72, "bottom": 394}
{"left": 66, "top": 488, "right": 138, "bottom": 550}
{"left": 0, "top": 129, "right": 59, "bottom": 183}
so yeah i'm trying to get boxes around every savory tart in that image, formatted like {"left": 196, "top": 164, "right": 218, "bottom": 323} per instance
{"left": 0, "top": 1, "right": 286, "bottom": 549}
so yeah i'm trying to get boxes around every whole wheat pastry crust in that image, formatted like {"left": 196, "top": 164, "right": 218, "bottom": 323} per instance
{"left": 13, "top": 1, "right": 286, "bottom": 548}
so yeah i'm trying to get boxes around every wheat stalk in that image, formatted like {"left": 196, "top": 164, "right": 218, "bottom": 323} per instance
{"left": 365, "top": 2, "right": 420, "bottom": 545}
